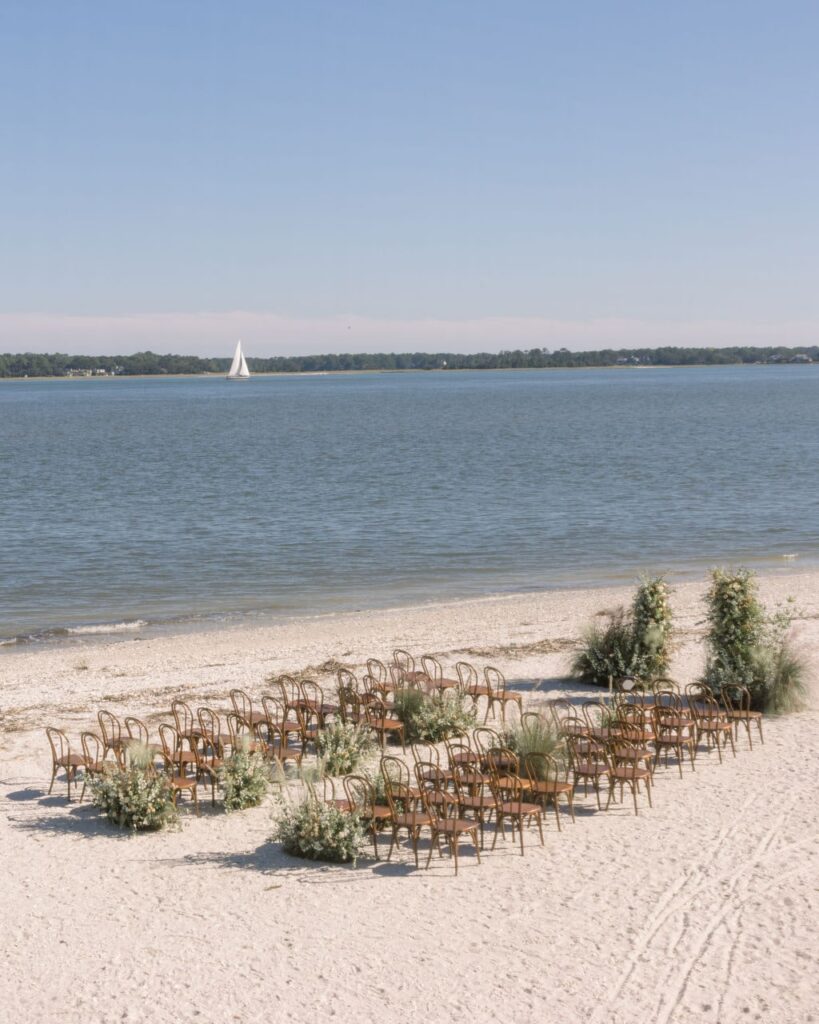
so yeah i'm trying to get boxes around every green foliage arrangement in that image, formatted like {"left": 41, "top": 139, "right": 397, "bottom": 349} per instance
{"left": 632, "top": 575, "right": 674, "bottom": 677}
{"left": 503, "top": 716, "right": 565, "bottom": 771}
{"left": 704, "top": 567, "right": 807, "bottom": 713}
{"left": 315, "top": 721, "right": 375, "bottom": 776}
{"left": 571, "top": 576, "right": 674, "bottom": 686}
{"left": 90, "top": 745, "right": 177, "bottom": 832}
{"left": 273, "top": 794, "right": 365, "bottom": 864}
{"left": 393, "top": 688, "right": 476, "bottom": 743}
{"left": 570, "top": 607, "right": 639, "bottom": 686}
{"left": 218, "top": 749, "right": 270, "bottom": 811}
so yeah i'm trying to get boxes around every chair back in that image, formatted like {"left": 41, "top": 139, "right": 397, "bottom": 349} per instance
{"left": 420, "top": 654, "right": 443, "bottom": 683}
{"left": 366, "top": 658, "right": 388, "bottom": 685}
{"left": 524, "top": 750, "right": 565, "bottom": 783}
{"left": 97, "top": 709, "right": 122, "bottom": 747}
{"left": 158, "top": 723, "right": 182, "bottom": 765}
{"left": 230, "top": 688, "right": 255, "bottom": 724}
{"left": 125, "top": 716, "right": 150, "bottom": 745}
{"left": 336, "top": 667, "right": 358, "bottom": 692}
{"left": 393, "top": 649, "right": 415, "bottom": 674}
{"left": 343, "top": 774, "right": 376, "bottom": 816}
{"left": 81, "top": 731, "right": 105, "bottom": 769}
{"left": 171, "top": 698, "right": 196, "bottom": 736}
{"left": 46, "top": 726, "right": 70, "bottom": 766}
{"left": 472, "top": 726, "right": 502, "bottom": 758}
{"left": 455, "top": 660, "right": 478, "bottom": 694}
{"left": 720, "top": 683, "right": 752, "bottom": 715}
{"left": 197, "top": 707, "right": 224, "bottom": 755}
{"left": 483, "top": 666, "right": 506, "bottom": 697}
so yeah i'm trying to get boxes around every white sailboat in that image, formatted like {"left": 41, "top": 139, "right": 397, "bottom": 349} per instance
{"left": 226, "top": 340, "right": 251, "bottom": 380}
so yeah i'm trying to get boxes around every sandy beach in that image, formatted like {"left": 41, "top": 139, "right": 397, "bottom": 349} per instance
{"left": 2, "top": 570, "right": 818, "bottom": 1024}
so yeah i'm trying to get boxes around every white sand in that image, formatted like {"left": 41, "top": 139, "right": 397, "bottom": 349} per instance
{"left": 2, "top": 571, "right": 818, "bottom": 1024}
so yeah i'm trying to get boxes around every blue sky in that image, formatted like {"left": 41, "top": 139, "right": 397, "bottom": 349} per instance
{"left": 1, "top": 1, "right": 817, "bottom": 355}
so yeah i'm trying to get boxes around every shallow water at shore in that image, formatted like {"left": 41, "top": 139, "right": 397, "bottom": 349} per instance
{"left": 2, "top": 364, "right": 817, "bottom": 644}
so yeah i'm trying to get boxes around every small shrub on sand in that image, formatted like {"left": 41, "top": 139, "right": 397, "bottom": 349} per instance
{"left": 91, "top": 745, "right": 177, "bottom": 832}
{"left": 570, "top": 607, "right": 637, "bottom": 686}
{"left": 273, "top": 794, "right": 364, "bottom": 864}
{"left": 219, "top": 749, "right": 270, "bottom": 811}
{"left": 393, "top": 688, "right": 476, "bottom": 743}
{"left": 503, "top": 716, "right": 565, "bottom": 768}
{"left": 315, "top": 721, "right": 375, "bottom": 776}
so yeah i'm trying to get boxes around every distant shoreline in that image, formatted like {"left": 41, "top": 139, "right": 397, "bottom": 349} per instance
{"left": 1, "top": 362, "right": 816, "bottom": 383}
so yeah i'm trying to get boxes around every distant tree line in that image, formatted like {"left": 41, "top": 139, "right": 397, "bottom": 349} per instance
{"left": 0, "top": 345, "right": 816, "bottom": 378}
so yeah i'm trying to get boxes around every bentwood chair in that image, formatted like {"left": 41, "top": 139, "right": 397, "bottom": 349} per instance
{"left": 46, "top": 727, "right": 85, "bottom": 802}
{"left": 414, "top": 764, "right": 481, "bottom": 876}
{"left": 486, "top": 764, "right": 544, "bottom": 855}
{"left": 97, "top": 710, "right": 128, "bottom": 767}
{"left": 691, "top": 695, "right": 736, "bottom": 763}
{"left": 343, "top": 774, "right": 392, "bottom": 861}
{"left": 523, "top": 751, "right": 575, "bottom": 831}
{"left": 261, "top": 694, "right": 303, "bottom": 761}
{"left": 566, "top": 734, "right": 611, "bottom": 811}
{"left": 720, "top": 684, "right": 764, "bottom": 749}
{"left": 381, "top": 755, "right": 432, "bottom": 868}
{"left": 158, "top": 723, "right": 199, "bottom": 814}
{"left": 230, "top": 688, "right": 266, "bottom": 729}
{"left": 79, "top": 731, "right": 110, "bottom": 801}
{"left": 364, "top": 696, "right": 405, "bottom": 751}
{"left": 483, "top": 667, "right": 523, "bottom": 724}
{"left": 651, "top": 705, "right": 697, "bottom": 778}
{"left": 607, "top": 739, "right": 653, "bottom": 815}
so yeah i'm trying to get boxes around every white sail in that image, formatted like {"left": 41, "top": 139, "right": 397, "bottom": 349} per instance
{"left": 227, "top": 340, "right": 251, "bottom": 379}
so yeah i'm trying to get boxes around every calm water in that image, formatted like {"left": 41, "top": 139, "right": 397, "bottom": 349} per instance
{"left": 1, "top": 366, "right": 817, "bottom": 644}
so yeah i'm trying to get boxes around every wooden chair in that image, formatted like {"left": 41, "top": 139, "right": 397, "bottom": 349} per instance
{"left": 158, "top": 723, "right": 199, "bottom": 814}
{"left": 124, "top": 716, "right": 163, "bottom": 761}
{"left": 79, "top": 731, "right": 110, "bottom": 801}
{"left": 381, "top": 755, "right": 432, "bottom": 868}
{"left": 226, "top": 712, "right": 268, "bottom": 759}
{"left": 450, "top": 761, "right": 496, "bottom": 849}
{"left": 651, "top": 705, "right": 697, "bottom": 778}
{"left": 197, "top": 707, "right": 226, "bottom": 759}
{"left": 300, "top": 680, "right": 338, "bottom": 726}
{"left": 567, "top": 734, "right": 611, "bottom": 810}
{"left": 486, "top": 762, "right": 544, "bottom": 855}
{"left": 46, "top": 727, "right": 85, "bottom": 801}
{"left": 343, "top": 774, "right": 392, "bottom": 860}
{"left": 607, "top": 739, "right": 653, "bottom": 815}
{"left": 523, "top": 751, "right": 575, "bottom": 831}
{"left": 261, "top": 694, "right": 303, "bottom": 761}
{"left": 191, "top": 733, "right": 223, "bottom": 807}
{"left": 414, "top": 764, "right": 481, "bottom": 876}
{"left": 720, "top": 684, "right": 764, "bottom": 749}
{"left": 364, "top": 696, "right": 405, "bottom": 751}
{"left": 421, "top": 654, "right": 458, "bottom": 692}
{"left": 483, "top": 667, "right": 523, "bottom": 724}
{"left": 230, "top": 688, "right": 266, "bottom": 728}
{"left": 691, "top": 695, "right": 736, "bottom": 763}
{"left": 97, "top": 709, "right": 128, "bottom": 766}
{"left": 171, "top": 699, "right": 205, "bottom": 743}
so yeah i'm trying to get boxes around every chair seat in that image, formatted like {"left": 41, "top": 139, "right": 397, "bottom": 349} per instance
{"left": 612, "top": 765, "right": 651, "bottom": 781}
{"left": 726, "top": 709, "right": 761, "bottom": 720}
{"left": 498, "top": 800, "right": 541, "bottom": 816}
{"left": 434, "top": 817, "right": 479, "bottom": 835}
{"left": 370, "top": 718, "right": 402, "bottom": 730}
{"left": 528, "top": 778, "right": 572, "bottom": 795}
{"left": 169, "top": 775, "right": 197, "bottom": 789}
{"left": 58, "top": 754, "right": 86, "bottom": 768}
{"left": 393, "top": 811, "right": 433, "bottom": 828}
{"left": 458, "top": 794, "right": 496, "bottom": 811}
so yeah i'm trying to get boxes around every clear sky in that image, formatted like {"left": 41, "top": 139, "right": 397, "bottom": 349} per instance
{"left": 1, "top": 1, "right": 817, "bottom": 356}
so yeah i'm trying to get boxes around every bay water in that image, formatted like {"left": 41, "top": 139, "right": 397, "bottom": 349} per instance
{"left": 1, "top": 365, "right": 817, "bottom": 644}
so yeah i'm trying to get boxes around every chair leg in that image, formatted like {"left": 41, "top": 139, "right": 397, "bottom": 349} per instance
{"left": 48, "top": 766, "right": 57, "bottom": 795}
